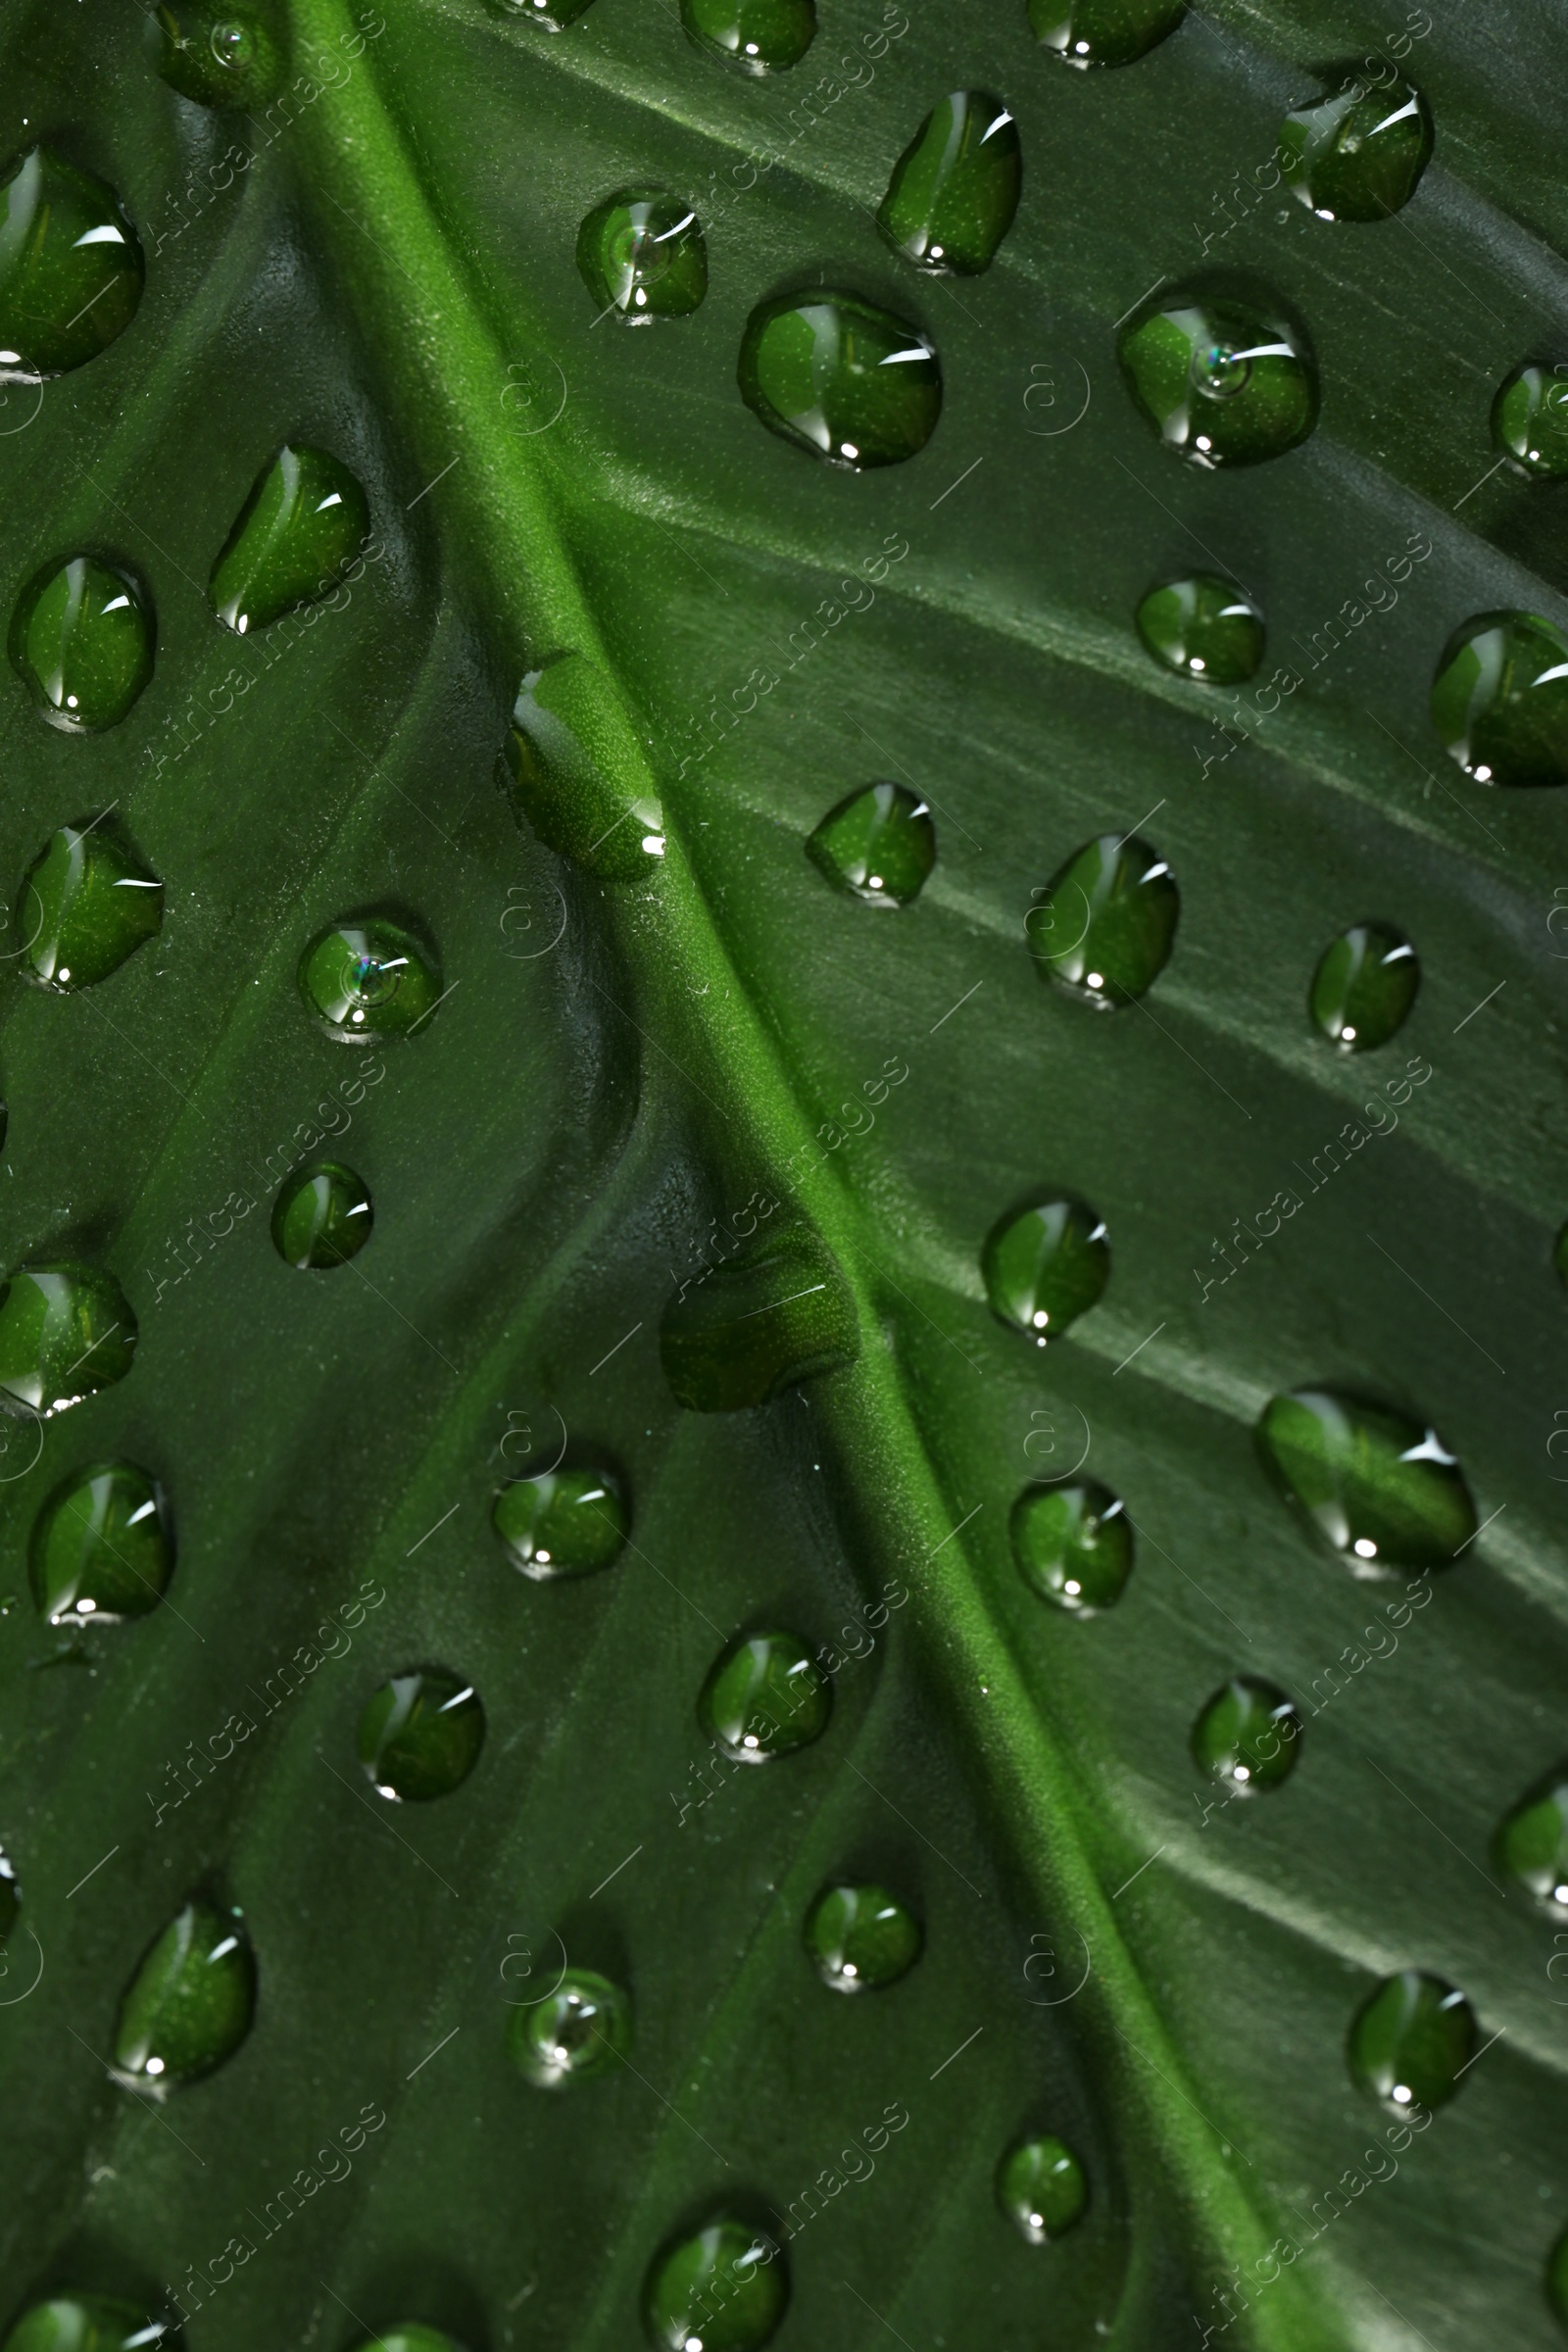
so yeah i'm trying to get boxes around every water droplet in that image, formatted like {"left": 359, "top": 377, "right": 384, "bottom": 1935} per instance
{"left": 1280, "top": 74, "right": 1433, "bottom": 222}
{"left": 1255, "top": 1389, "right": 1477, "bottom": 1573}
{"left": 643, "top": 2218, "right": 788, "bottom": 2352}
{"left": 805, "top": 1882, "right": 921, "bottom": 1991}
{"left": 113, "top": 1898, "right": 255, "bottom": 2090}
{"left": 1119, "top": 292, "right": 1317, "bottom": 466}
{"left": 1011, "top": 1479, "right": 1131, "bottom": 1611}
{"left": 270, "top": 1161, "right": 373, "bottom": 1270}
{"left": 501, "top": 652, "right": 663, "bottom": 881}
{"left": 1493, "top": 364, "right": 1568, "bottom": 479}
{"left": 498, "top": 0, "right": 597, "bottom": 22}
{"left": 1431, "top": 610, "right": 1568, "bottom": 789}
{"left": 1493, "top": 1767, "right": 1568, "bottom": 1915}
{"left": 298, "top": 916, "right": 441, "bottom": 1042}
{"left": 508, "top": 1966, "right": 632, "bottom": 2085}
{"left": 983, "top": 1198, "right": 1109, "bottom": 1341}
{"left": 1548, "top": 2232, "right": 1568, "bottom": 2332}
{"left": 577, "top": 191, "right": 708, "bottom": 320}
{"left": 681, "top": 0, "right": 814, "bottom": 74}
{"left": 150, "top": 2, "right": 286, "bottom": 107}
{"left": 1136, "top": 573, "right": 1262, "bottom": 685}
{"left": 698, "top": 1629, "right": 831, "bottom": 1763}
{"left": 807, "top": 782, "right": 934, "bottom": 906}
{"left": 1347, "top": 1969, "right": 1475, "bottom": 2112}
{"left": 739, "top": 292, "right": 941, "bottom": 468}
{"left": 357, "top": 1666, "right": 485, "bottom": 1800}
{"left": 878, "top": 91, "right": 1021, "bottom": 275}
{"left": 209, "top": 445, "right": 369, "bottom": 635}
{"left": 0, "top": 2298, "right": 160, "bottom": 2352}
{"left": 343, "top": 2331, "right": 463, "bottom": 2352}
{"left": 1026, "top": 0, "right": 1184, "bottom": 68}
{"left": 1026, "top": 833, "right": 1178, "bottom": 1007}
{"left": 1192, "top": 1677, "right": 1300, "bottom": 1790}
{"left": 16, "top": 819, "right": 163, "bottom": 992}
{"left": 1309, "top": 920, "right": 1418, "bottom": 1052}
{"left": 0, "top": 1263, "right": 137, "bottom": 1417}
{"left": 0, "top": 1849, "right": 18, "bottom": 1946}
{"left": 492, "top": 1467, "right": 627, "bottom": 1580}
{"left": 29, "top": 1461, "right": 172, "bottom": 1624}
{"left": 0, "top": 149, "right": 143, "bottom": 377}
{"left": 661, "top": 1230, "right": 857, "bottom": 1411}
{"left": 10, "top": 557, "right": 153, "bottom": 732}
{"left": 997, "top": 2134, "right": 1088, "bottom": 2241}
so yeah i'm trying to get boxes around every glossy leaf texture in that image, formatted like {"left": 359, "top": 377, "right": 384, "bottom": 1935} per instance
{"left": 0, "top": 3, "right": 1563, "bottom": 2350}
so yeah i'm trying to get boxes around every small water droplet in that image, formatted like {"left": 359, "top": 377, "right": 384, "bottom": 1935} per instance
{"left": 643, "top": 2218, "right": 788, "bottom": 2352}
{"left": 1027, "top": 833, "right": 1178, "bottom": 1007}
{"left": 357, "top": 1666, "right": 485, "bottom": 1800}
{"left": 1136, "top": 573, "right": 1262, "bottom": 685}
{"left": 806, "top": 782, "right": 934, "bottom": 906}
{"left": 499, "top": 0, "right": 597, "bottom": 22}
{"left": 681, "top": 0, "right": 814, "bottom": 74}
{"left": 739, "top": 291, "right": 941, "bottom": 468}
{"left": 1493, "top": 365, "right": 1568, "bottom": 479}
{"left": 698, "top": 1629, "right": 831, "bottom": 1763}
{"left": 1493, "top": 1768, "right": 1568, "bottom": 1915}
{"left": 270, "top": 1161, "right": 372, "bottom": 1270}
{"left": 0, "top": 1262, "right": 137, "bottom": 1417}
{"left": 492, "top": 1467, "right": 627, "bottom": 1581}
{"left": 878, "top": 91, "right": 1021, "bottom": 275}
{"left": 150, "top": 2, "right": 285, "bottom": 106}
{"left": 1431, "top": 610, "right": 1568, "bottom": 789}
{"left": 1119, "top": 292, "right": 1317, "bottom": 466}
{"left": 113, "top": 1899, "right": 255, "bottom": 2091}
{"left": 1309, "top": 921, "right": 1419, "bottom": 1052}
{"left": 1280, "top": 73, "right": 1433, "bottom": 222}
{"left": 343, "top": 2331, "right": 464, "bottom": 2352}
{"left": 29, "top": 1461, "right": 172, "bottom": 1624}
{"left": 209, "top": 445, "right": 369, "bottom": 635}
{"left": 805, "top": 1882, "right": 921, "bottom": 1991}
{"left": 1256, "top": 1389, "right": 1477, "bottom": 1572}
{"left": 1347, "top": 1969, "right": 1475, "bottom": 2112}
{"left": 997, "top": 2134, "right": 1088, "bottom": 2241}
{"left": 1192, "top": 1677, "right": 1300, "bottom": 1790}
{"left": 0, "top": 2297, "right": 160, "bottom": 2352}
{"left": 0, "top": 149, "right": 143, "bottom": 377}
{"left": 1027, "top": 0, "right": 1184, "bottom": 68}
{"left": 661, "top": 1230, "right": 857, "bottom": 1411}
{"left": 10, "top": 558, "right": 154, "bottom": 733}
{"left": 501, "top": 652, "right": 662, "bottom": 880}
{"left": 983, "top": 1198, "right": 1109, "bottom": 1341}
{"left": 16, "top": 819, "right": 163, "bottom": 992}
{"left": 1011, "top": 1479, "right": 1131, "bottom": 1611}
{"left": 298, "top": 916, "right": 441, "bottom": 1042}
{"left": 509, "top": 1966, "right": 632, "bottom": 2085}
{"left": 577, "top": 190, "right": 708, "bottom": 319}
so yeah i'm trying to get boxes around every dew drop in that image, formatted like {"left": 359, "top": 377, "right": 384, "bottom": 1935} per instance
{"left": 209, "top": 445, "right": 368, "bottom": 635}
{"left": 0, "top": 1262, "right": 137, "bottom": 1417}
{"left": 501, "top": 652, "right": 663, "bottom": 881}
{"left": 29, "top": 1461, "right": 172, "bottom": 1624}
{"left": 16, "top": 819, "right": 163, "bottom": 993}
{"left": 150, "top": 1, "right": 286, "bottom": 107}
{"left": 577, "top": 190, "right": 708, "bottom": 320}
{"left": 270, "top": 1161, "right": 373, "bottom": 1270}
{"left": 661, "top": 1230, "right": 857, "bottom": 1411}
{"left": 806, "top": 1883, "right": 920, "bottom": 1992}
{"left": 0, "top": 2297, "right": 162, "bottom": 2352}
{"left": 0, "top": 149, "right": 143, "bottom": 377}
{"left": 1279, "top": 73, "right": 1433, "bottom": 222}
{"left": 497, "top": 0, "right": 597, "bottom": 22}
{"left": 1027, "top": 0, "right": 1184, "bottom": 68}
{"left": 113, "top": 1898, "right": 255, "bottom": 2091}
{"left": 357, "top": 1666, "right": 485, "bottom": 1801}
{"left": 492, "top": 1466, "right": 627, "bottom": 1581}
{"left": 643, "top": 2218, "right": 788, "bottom": 2352}
{"left": 997, "top": 2133, "right": 1088, "bottom": 2241}
{"left": 1493, "top": 365, "right": 1568, "bottom": 480}
{"left": 739, "top": 291, "right": 941, "bottom": 469}
{"left": 10, "top": 558, "right": 153, "bottom": 733}
{"left": 1011, "top": 1479, "right": 1131, "bottom": 1612}
{"left": 1136, "top": 573, "right": 1262, "bottom": 685}
{"left": 878, "top": 91, "right": 1021, "bottom": 276}
{"left": 807, "top": 782, "right": 934, "bottom": 906}
{"left": 681, "top": 0, "right": 814, "bottom": 74}
{"left": 1431, "top": 610, "right": 1568, "bottom": 789}
{"left": 698, "top": 1629, "right": 831, "bottom": 1763}
{"left": 1347, "top": 1969, "right": 1475, "bottom": 2112}
{"left": 1192, "top": 1677, "right": 1300, "bottom": 1790}
{"left": 509, "top": 1966, "right": 632, "bottom": 2086}
{"left": 1255, "top": 1389, "right": 1477, "bottom": 1572}
{"left": 298, "top": 916, "right": 441, "bottom": 1042}
{"left": 1119, "top": 292, "right": 1317, "bottom": 467}
{"left": 1309, "top": 921, "right": 1419, "bottom": 1052}
{"left": 1027, "top": 833, "right": 1178, "bottom": 1008}
{"left": 983, "top": 1198, "right": 1109, "bottom": 1342}
{"left": 1493, "top": 1768, "right": 1568, "bottom": 1915}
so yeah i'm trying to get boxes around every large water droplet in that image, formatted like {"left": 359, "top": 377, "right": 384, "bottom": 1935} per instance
{"left": 643, "top": 2219, "right": 788, "bottom": 2352}
{"left": 1011, "top": 1479, "right": 1131, "bottom": 1611}
{"left": 270, "top": 1161, "right": 373, "bottom": 1269}
{"left": 878, "top": 91, "right": 1021, "bottom": 276}
{"left": 1347, "top": 1970, "right": 1475, "bottom": 2112}
{"left": 10, "top": 558, "right": 153, "bottom": 732}
{"left": 508, "top": 1966, "right": 632, "bottom": 2085}
{"left": 983, "top": 1198, "right": 1109, "bottom": 1342}
{"left": 1309, "top": 921, "right": 1418, "bottom": 1052}
{"left": 29, "top": 1461, "right": 172, "bottom": 1624}
{"left": 997, "top": 2134, "right": 1088, "bottom": 2241}
{"left": 0, "top": 150, "right": 143, "bottom": 376}
{"left": 113, "top": 1898, "right": 255, "bottom": 2090}
{"left": 501, "top": 652, "right": 664, "bottom": 881}
{"left": 698, "top": 1629, "right": 831, "bottom": 1763}
{"left": 1280, "top": 73, "right": 1433, "bottom": 221}
{"left": 1493, "top": 364, "right": 1568, "bottom": 479}
{"left": 357, "top": 1666, "right": 485, "bottom": 1801}
{"left": 577, "top": 190, "right": 707, "bottom": 320}
{"left": 16, "top": 820, "right": 163, "bottom": 992}
{"left": 681, "top": 0, "right": 814, "bottom": 74}
{"left": 1192, "top": 1677, "right": 1300, "bottom": 1791}
{"left": 806, "top": 782, "right": 934, "bottom": 906}
{"left": 1255, "top": 1389, "right": 1477, "bottom": 1573}
{"left": 1026, "top": 832, "right": 1178, "bottom": 1008}
{"left": 661, "top": 1230, "right": 857, "bottom": 1411}
{"left": 0, "top": 1263, "right": 137, "bottom": 1417}
{"left": 298, "top": 916, "right": 442, "bottom": 1042}
{"left": 805, "top": 1882, "right": 921, "bottom": 1991}
{"left": 1493, "top": 1767, "right": 1568, "bottom": 1916}
{"left": 492, "top": 1466, "right": 627, "bottom": 1581}
{"left": 209, "top": 446, "right": 369, "bottom": 635}
{"left": 150, "top": 1, "right": 286, "bottom": 107}
{"left": 1430, "top": 611, "right": 1568, "bottom": 789}
{"left": 1119, "top": 292, "right": 1317, "bottom": 466}
{"left": 1027, "top": 0, "right": 1184, "bottom": 68}
{"left": 0, "top": 2298, "right": 161, "bottom": 2352}
{"left": 1136, "top": 573, "right": 1262, "bottom": 685}
{"left": 739, "top": 292, "right": 941, "bottom": 469}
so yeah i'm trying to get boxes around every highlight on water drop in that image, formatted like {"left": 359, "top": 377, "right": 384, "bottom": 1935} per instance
{"left": 1279, "top": 72, "right": 1433, "bottom": 221}
{"left": 997, "top": 2132, "right": 1088, "bottom": 2240}
{"left": 1493, "top": 364, "right": 1568, "bottom": 479}
{"left": 698, "top": 1629, "right": 831, "bottom": 1762}
{"left": 1136, "top": 574, "right": 1262, "bottom": 685}
{"left": 1027, "top": 833, "right": 1178, "bottom": 1007}
{"left": 492, "top": 1465, "right": 627, "bottom": 1580}
{"left": 209, "top": 445, "right": 369, "bottom": 634}
{"left": 0, "top": 2296, "right": 165, "bottom": 2352}
{"left": 1309, "top": 921, "right": 1419, "bottom": 1052}
{"left": 113, "top": 1897, "right": 256, "bottom": 2091}
{"left": 1191, "top": 1677, "right": 1300, "bottom": 1791}
{"left": 29, "top": 1460, "right": 172, "bottom": 1624}
{"left": 1119, "top": 289, "right": 1317, "bottom": 467}
{"left": 739, "top": 290, "right": 941, "bottom": 468}
{"left": 983, "top": 1197, "right": 1109, "bottom": 1344}
{"left": 805, "top": 1882, "right": 921, "bottom": 1991}
{"left": 1255, "top": 1388, "right": 1477, "bottom": 1573}
{"left": 1027, "top": 0, "right": 1185, "bottom": 69}
{"left": 508, "top": 1966, "right": 632, "bottom": 2085}
{"left": 1431, "top": 610, "right": 1568, "bottom": 789}
{"left": 270, "top": 1161, "right": 373, "bottom": 1269}
{"left": 16, "top": 819, "right": 163, "bottom": 993}
{"left": 358, "top": 1666, "right": 485, "bottom": 1801}
{"left": 807, "top": 782, "right": 935, "bottom": 906}
{"left": 643, "top": 2216, "right": 788, "bottom": 2352}
{"left": 298, "top": 916, "right": 442, "bottom": 1042}
{"left": 577, "top": 190, "right": 708, "bottom": 319}
{"left": 1011, "top": 1478, "right": 1131, "bottom": 1611}
{"left": 0, "top": 1262, "right": 138, "bottom": 1418}
{"left": 1347, "top": 1968, "right": 1476, "bottom": 2113}
{"left": 681, "top": 0, "right": 815, "bottom": 74}
{"left": 878, "top": 91, "right": 1021, "bottom": 275}
{"left": 1493, "top": 1765, "right": 1568, "bottom": 1916}
{"left": 10, "top": 557, "right": 154, "bottom": 732}
{"left": 150, "top": 2, "right": 287, "bottom": 107}
{"left": 0, "top": 149, "right": 143, "bottom": 376}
